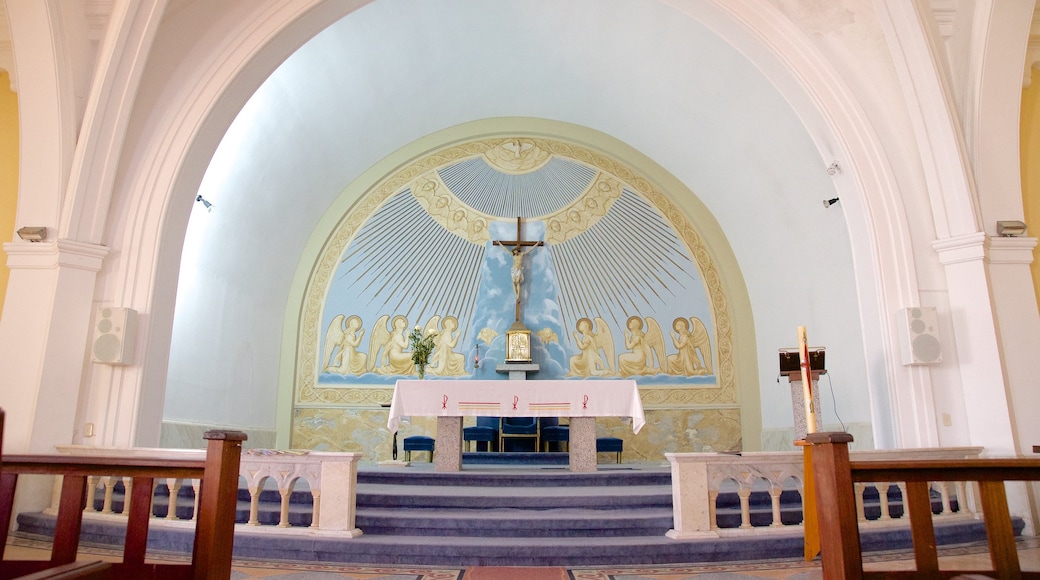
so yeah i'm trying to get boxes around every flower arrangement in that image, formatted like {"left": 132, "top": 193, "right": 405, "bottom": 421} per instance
{"left": 408, "top": 325, "right": 437, "bottom": 379}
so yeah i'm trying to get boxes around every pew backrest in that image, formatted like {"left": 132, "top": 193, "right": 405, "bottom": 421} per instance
{"left": 808, "top": 431, "right": 1040, "bottom": 579}
{"left": 0, "top": 416, "right": 246, "bottom": 580}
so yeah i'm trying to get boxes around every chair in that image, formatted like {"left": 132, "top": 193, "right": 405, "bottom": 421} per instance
{"left": 463, "top": 416, "right": 500, "bottom": 452}
{"left": 500, "top": 417, "right": 538, "bottom": 452}
{"left": 403, "top": 435, "right": 435, "bottom": 462}
{"left": 539, "top": 417, "right": 569, "bottom": 452}
{"left": 596, "top": 437, "right": 623, "bottom": 463}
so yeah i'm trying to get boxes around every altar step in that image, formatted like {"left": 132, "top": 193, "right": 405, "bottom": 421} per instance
{"left": 14, "top": 466, "right": 998, "bottom": 566}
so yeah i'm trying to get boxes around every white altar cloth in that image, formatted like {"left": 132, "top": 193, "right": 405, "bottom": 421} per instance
{"left": 387, "top": 379, "right": 645, "bottom": 433}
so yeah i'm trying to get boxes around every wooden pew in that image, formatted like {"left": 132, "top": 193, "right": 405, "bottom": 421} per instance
{"left": 0, "top": 407, "right": 246, "bottom": 580}
{"left": 808, "top": 431, "right": 1040, "bottom": 579}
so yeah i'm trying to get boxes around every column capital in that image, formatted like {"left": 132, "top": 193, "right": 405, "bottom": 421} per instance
{"left": 987, "top": 236, "right": 1037, "bottom": 265}
{"left": 932, "top": 232, "right": 988, "bottom": 265}
{"left": 3, "top": 238, "right": 109, "bottom": 271}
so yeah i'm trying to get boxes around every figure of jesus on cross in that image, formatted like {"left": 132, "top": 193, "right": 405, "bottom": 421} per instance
{"left": 493, "top": 217, "right": 544, "bottom": 322}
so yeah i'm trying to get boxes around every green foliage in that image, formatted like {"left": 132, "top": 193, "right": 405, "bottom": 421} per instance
{"left": 409, "top": 326, "right": 438, "bottom": 372}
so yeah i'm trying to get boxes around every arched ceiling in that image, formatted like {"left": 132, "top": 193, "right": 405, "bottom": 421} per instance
{"left": 166, "top": 0, "right": 868, "bottom": 443}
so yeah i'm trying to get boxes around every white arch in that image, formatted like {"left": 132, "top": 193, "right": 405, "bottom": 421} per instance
{"left": 92, "top": 0, "right": 934, "bottom": 448}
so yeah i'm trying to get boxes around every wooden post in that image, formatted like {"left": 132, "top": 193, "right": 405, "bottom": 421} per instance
{"left": 192, "top": 430, "right": 247, "bottom": 580}
{"left": 806, "top": 432, "right": 862, "bottom": 580}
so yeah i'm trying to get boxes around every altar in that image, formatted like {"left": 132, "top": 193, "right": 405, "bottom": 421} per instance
{"left": 387, "top": 379, "right": 645, "bottom": 472}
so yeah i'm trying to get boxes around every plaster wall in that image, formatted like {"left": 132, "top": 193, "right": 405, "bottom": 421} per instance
{"left": 0, "top": 71, "right": 17, "bottom": 319}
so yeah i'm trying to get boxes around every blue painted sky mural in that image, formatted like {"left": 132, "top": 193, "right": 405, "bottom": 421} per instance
{"left": 318, "top": 140, "right": 715, "bottom": 386}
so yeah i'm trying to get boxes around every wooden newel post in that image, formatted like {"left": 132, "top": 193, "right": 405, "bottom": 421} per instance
{"left": 193, "top": 430, "right": 247, "bottom": 580}
{"left": 805, "top": 432, "right": 862, "bottom": 580}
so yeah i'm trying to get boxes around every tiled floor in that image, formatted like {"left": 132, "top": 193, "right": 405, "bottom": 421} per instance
{"left": 6, "top": 534, "right": 1040, "bottom": 579}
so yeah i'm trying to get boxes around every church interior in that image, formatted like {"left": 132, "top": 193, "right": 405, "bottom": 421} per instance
{"left": 2, "top": 0, "right": 1040, "bottom": 574}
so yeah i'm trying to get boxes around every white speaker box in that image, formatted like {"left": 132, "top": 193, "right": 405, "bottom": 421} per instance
{"left": 91, "top": 307, "right": 137, "bottom": 365}
{"left": 899, "top": 307, "right": 942, "bottom": 365}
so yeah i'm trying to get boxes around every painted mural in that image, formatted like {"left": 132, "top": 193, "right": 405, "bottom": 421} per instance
{"left": 293, "top": 136, "right": 741, "bottom": 457}
{"left": 317, "top": 139, "right": 716, "bottom": 386}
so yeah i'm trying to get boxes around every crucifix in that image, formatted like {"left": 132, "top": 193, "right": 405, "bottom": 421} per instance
{"left": 492, "top": 216, "right": 544, "bottom": 322}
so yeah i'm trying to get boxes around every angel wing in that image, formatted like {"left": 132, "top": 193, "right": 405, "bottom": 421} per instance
{"left": 367, "top": 314, "right": 391, "bottom": 372}
{"left": 322, "top": 314, "right": 346, "bottom": 371}
{"left": 689, "top": 317, "right": 713, "bottom": 374}
{"left": 592, "top": 317, "right": 616, "bottom": 374}
{"left": 644, "top": 317, "right": 667, "bottom": 372}
{"left": 422, "top": 315, "right": 442, "bottom": 365}
{"left": 423, "top": 315, "right": 441, "bottom": 336}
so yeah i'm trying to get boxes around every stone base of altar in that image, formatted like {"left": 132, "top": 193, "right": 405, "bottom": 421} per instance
{"left": 436, "top": 416, "right": 462, "bottom": 472}
{"left": 437, "top": 415, "right": 598, "bottom": 472}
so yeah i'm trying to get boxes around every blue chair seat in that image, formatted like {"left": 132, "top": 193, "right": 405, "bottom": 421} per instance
{"left": 540, "top": 417, "right": 569, "bottom": 452}
{"left": 596, "top": 437, "right": 623, "bottom": 463}
{"left": 403, "top": 435, "right": 435, "bottom": 462}
{"left": 463, "top": 416, "right": 500, "bottom": 452}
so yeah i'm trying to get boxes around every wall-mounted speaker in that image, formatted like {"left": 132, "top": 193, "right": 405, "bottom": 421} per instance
{"left": 91, "top": 307, "right": 137, "bottom": 365}
{"left": 900, "top": 307, "right": 942, "bottom": 365}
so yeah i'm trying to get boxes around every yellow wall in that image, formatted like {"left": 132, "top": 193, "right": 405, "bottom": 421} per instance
{"left": 0, "top": 71, "right": 18, "bottom": 319}
{"left": 1024, "top": 68, "right": 1040, "bottom": 312}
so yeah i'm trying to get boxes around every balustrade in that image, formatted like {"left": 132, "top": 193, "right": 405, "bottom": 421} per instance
{"left": 39, "top": 444, "right": 987, "bottom": 544}
{"left": 51, "top": 446, "right": 363, "bottom": 535}
{"left": 666, "top": 446, "right": 982, "bottom": 539}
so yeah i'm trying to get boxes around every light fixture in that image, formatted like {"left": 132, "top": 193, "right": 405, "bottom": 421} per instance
{"left": 823, "top": 197, "right": 840, "bottom": 208}
{"left": 996, "top": 220, "right": 1027, "bottom": 237}
{"left": 16, "top": 226, "right": 47, "bottom": 242}
{"left": 195, "top": 195, "right": 214, "bottom": 212}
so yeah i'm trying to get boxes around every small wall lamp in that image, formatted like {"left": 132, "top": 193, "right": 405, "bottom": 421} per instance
{"left": 16, "top": 226, "right": 47, "bottom": 242}
{"left": 996, "top": 220, "right": 1027, "bottom": 237}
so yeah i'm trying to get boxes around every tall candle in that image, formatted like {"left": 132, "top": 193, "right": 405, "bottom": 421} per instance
{"left": 797, "top": 326, "right": 817, "bottom": 434}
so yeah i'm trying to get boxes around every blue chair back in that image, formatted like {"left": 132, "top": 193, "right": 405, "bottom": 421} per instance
{"left": 501, "top": 417, "right": 537, "bottom": 434}
{"left": 476, "top": 416, "right": 500, "bottom": 429}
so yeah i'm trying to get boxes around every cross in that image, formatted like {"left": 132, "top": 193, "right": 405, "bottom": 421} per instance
{"left": 492, "top": 216, "right": 544, "bottom": 322}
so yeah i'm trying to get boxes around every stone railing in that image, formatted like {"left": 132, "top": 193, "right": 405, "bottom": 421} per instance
{"left": 665, "top": 446, "right": 984, "bottom": 539}
{"left": 47, "top": 444, "right": 988, "bottom": 542}
{"left": 51, "top": 446, "right": 363, "bottom": 535}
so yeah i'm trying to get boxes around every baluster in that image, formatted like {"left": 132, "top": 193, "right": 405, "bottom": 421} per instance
{"left": 247, "top": 482, "right": 262, "bottom": 526}
{"left": 737, "top": 485, "right": 752, "bottom": 529}
{"left": 278, "top": 479, "right": 296, "bottom": 528}
{"left": 84, "top": 476, "right": 98, "bottom": 514}
{"left": 877, "top": 482, "right": 891, "bottom": 520}
{"left": 795, "top": 482, "right": 806, "bottom": 526}
{"left": 310, "top": 489, "right": 320, "bottom": 528}
{"left": 191, "top": 479, "right": 201, "bottom": 521}
{"left": 937, "top": 481, "right": 952, "bottom": 515}
{"left": 854, "top": 483, "right": 867, "bottom": 521}
{"left": 101, "top": 476, "right": 116, "bottom": 514}
{"left": 44, "top": 475, "right": 62, "bottom": 516}
{"left": 122, "top": 477, "right": 133, "bottom": 516}
{"left": 769, "top": 486, "right": 784, "bottom": 527}
{"left": 165, "top": 478, "right": 181, "bottom": 520}
{"left": 955, "top": 481, "right": 968, "bottom": 514}
{"left": 708, "top": 490, "right": 719, "bottom": 530}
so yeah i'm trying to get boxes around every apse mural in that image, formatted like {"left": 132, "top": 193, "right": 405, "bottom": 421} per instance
{"left": 316, "top": 139, "right": 716, "bottom": 386}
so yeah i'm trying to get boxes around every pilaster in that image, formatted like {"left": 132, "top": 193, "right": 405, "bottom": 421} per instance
{"left": 0, "top": 239, "right": 107, "bottom": 453}
{"left": 932, "top": 233, "right": 1016, "bottom": 454}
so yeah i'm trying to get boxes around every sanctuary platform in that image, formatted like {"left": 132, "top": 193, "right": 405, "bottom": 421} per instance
{"left": 13, "top": 461, "right": 1004, "bottom": 568}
